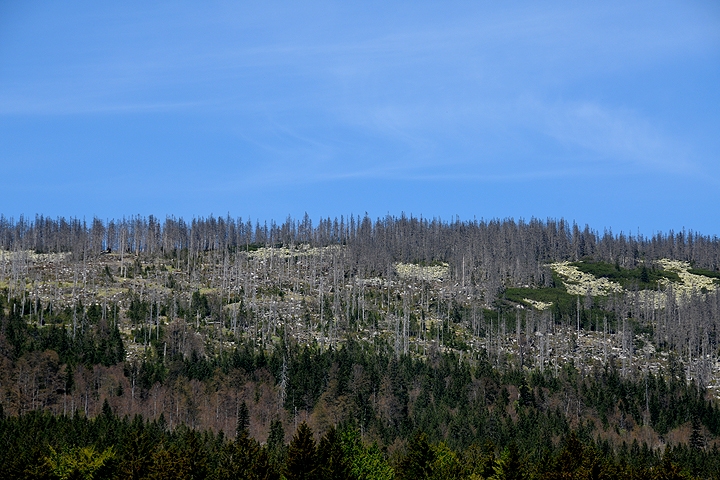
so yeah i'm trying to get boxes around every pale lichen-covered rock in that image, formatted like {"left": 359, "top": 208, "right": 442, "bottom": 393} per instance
{"left": 549, "top": 261, "right": 624, "bottom": 296}
{"left": 656, "top": 259, "right": 718, "bottom": 294}
{"left": 523, "top": 298, "right": 553, "bottom": 310}
{"left": 247, "top": 244, "right": 342, "bottom": 259}
{"left": 394, "top": 262, "right": 449, "bottom": 282}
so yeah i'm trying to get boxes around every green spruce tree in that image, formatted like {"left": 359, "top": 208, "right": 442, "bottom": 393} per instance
{"left": 285, "top": 422, "right": 317, "bottom": 480}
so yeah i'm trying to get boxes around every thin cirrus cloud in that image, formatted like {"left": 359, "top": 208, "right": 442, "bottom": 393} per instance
{"left": 519, "top": 99, "right": 696, "bottom": 175}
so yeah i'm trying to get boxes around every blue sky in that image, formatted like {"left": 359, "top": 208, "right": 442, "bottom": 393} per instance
{"left": 1, "top": 1, "right": 719, "bottom": 236}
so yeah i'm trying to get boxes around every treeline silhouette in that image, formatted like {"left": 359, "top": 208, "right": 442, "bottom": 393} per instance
{"left": 1, "top": 214, "right": 719, "bottom": 290}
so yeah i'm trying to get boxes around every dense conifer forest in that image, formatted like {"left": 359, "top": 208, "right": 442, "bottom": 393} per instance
{"left": 1, "top": 214, "right": 720, "bottom": 478}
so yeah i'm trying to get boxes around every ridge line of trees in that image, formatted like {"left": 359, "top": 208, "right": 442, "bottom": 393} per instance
{"left": 1, "top": 214, "right": 718, "bottom": 291}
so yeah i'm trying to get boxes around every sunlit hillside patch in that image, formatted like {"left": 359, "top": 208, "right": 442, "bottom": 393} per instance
{"left": 549, "top": 261, "right": 624, "bottom": 296}
{"left": 571, "top": 259, "right": 681, "bottom": 290}
{"left": 549, "top": 258, "right": 719, "bottom": 309}
{"left": 246, "top": 244, "right": 342, "bottom": 259}
{"left": 394, "top": 262, "right": 449, "bottom": 282}
{"left": 503, "top": 284, "right": 574, "bottom": 312}
{"left": 688, "top": 267, "right": 720, "bottom": 282}
{"left": 523, "top": 298, "right": 553, "bottom": 310}
{"left": 656, "top": 259, "right": 719, "bottom": 295}
{"left": 0, "top": 249, "right": 71, "bottom": 263}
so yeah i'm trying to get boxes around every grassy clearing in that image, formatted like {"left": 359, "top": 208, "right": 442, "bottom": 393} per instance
{"left": 504, "top": 286, "right": 575, "bottom": 312}
{"left": 570, "top": 260, "right": 680, "bottom": 290}
{"left": 688, "top": 267, "right": 720, "bottom": 282}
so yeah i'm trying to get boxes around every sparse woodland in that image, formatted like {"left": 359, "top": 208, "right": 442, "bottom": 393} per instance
{"left": 1, "top": 214, "right": 720, "bottom": 479}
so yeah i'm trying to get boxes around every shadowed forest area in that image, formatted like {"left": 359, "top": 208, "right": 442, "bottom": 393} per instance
{"left": 1, "top": 214, "right": 720, "bottom": 478}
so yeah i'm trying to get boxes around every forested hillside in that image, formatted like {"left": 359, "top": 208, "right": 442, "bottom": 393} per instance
{"left": 1, "top": 214, "right": 719, "bottom": 478}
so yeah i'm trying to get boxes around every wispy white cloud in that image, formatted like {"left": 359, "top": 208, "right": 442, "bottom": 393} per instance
{"left": 519, "top": 98, "right": 698, "bottom": 175}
